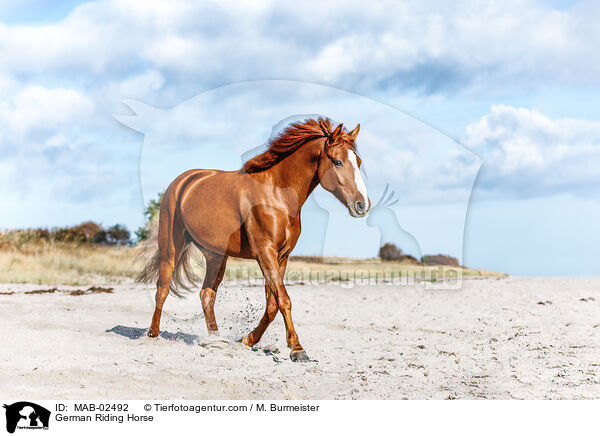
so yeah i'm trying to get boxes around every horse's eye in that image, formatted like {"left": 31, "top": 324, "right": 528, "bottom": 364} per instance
{"left": 334, "top": 160, "right": 343, "bottom": 167}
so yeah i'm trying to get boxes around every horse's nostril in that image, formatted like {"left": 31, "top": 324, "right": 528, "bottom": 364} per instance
{"left": 355, "top": 201, "right": 366, "bottom": 214}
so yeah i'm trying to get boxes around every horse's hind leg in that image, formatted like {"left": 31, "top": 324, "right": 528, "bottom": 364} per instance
{"left": 199, "top": 250, "right": 228, "bottom": 335}
{"left": 148, "top": 260, "right": 174, "bottom": 337}
{"left": 148, "top": 218, "right": 186, "bottom": 338}
{"left": 148, "top": 261, "right": 174, "bottom": 338}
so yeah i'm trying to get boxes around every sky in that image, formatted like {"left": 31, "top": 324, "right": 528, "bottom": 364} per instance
{"left": 1, "top": 0, "right": 600, "bottom": 276}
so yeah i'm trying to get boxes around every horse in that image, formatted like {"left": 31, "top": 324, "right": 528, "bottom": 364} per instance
{"left": 138, "top": 118, "right": 370, "bottom": 361}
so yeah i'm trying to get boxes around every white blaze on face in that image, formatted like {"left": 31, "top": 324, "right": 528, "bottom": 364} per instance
{"left": 347, "top": 150, "right": 368, "bottom": 204}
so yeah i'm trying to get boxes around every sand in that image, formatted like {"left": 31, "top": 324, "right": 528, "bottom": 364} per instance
{"left": 1, "top": 277, "right": 598, "bottom": 399}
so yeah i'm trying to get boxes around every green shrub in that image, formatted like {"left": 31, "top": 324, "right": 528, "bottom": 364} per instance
{"left": 135, "top": 191, "right": 164, "bottom": 242}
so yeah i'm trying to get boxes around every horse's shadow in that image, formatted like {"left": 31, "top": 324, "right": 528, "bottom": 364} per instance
{"left": 106, "top": 325, "right": 200, "bottom": 345}
{"left": 105, "top": 325, "right": 287, "bottom": 360}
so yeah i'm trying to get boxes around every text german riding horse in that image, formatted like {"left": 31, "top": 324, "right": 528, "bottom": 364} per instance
{"left": 139, "top": 118, "right": 370, "bottom": 361}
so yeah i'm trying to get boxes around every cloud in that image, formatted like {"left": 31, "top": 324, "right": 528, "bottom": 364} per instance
{"left": 5, "top": 85, "right": 94, "bottom": 139}
{"left": 462, "top": 104, "right": 600, "bottom": 199}
{"left": 1, "top": 0, "right": 599, "bottom": 233}
{"left": 0, "top": 81, "right": 137, "bottom": 216}
{"left": 0, "top": 0, "right": 599, "bottom": 96}
{"left": 0, "top": 84, "right": 95, "bottom": 165}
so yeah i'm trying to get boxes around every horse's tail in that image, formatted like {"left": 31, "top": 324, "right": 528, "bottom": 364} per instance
{"left": 167, "top": 239, "right": 203, "bottom": 298}
{"left": 135, "top": 194, "right": 202, "bottom": 299}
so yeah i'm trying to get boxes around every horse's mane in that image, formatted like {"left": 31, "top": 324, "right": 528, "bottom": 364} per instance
{"left": 242, "top": 118, "right": 333, "bottom": 173}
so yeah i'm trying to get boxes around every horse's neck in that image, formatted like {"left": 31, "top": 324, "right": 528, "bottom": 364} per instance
{"left": 266, "top": 138, "right": 323, "bottom": 210}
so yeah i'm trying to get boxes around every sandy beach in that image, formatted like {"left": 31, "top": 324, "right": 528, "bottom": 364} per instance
{"left": 1, "top": 277, "right": 598, "bottom": 400}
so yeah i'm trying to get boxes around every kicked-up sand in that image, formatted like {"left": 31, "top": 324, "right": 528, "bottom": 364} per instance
{"left": 0, "top": 276, "right": 598, "bottom": 399}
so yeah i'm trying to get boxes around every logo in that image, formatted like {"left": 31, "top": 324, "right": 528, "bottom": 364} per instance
{"left": 3, "top": 402, "right": 50, "bottom": 434}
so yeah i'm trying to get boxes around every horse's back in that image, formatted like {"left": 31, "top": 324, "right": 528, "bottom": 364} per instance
{"left": 170, "top": 169, "right": 252, "bottom": 257}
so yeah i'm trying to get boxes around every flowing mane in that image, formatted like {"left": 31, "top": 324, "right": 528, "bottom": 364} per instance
{"left": 242, "top": 118, "right": 333, "bottom": 173}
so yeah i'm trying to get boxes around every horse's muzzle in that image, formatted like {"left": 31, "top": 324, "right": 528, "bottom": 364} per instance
{"left": 349, "top": 199, "right": 370, "bottom": 217}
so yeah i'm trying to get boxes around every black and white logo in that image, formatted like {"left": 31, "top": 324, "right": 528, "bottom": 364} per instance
{"left": 3, "top": 402, "right": 50, "bottom": 434}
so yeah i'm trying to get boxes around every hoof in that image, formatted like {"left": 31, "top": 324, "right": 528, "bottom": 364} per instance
{"left": 207, "top": 330, "right": 220, "bottom": 337}
{"left": 290, "top": 350, "right": 310, "bottom": 362}
{"left": 147, "top": 329, "right": 159, "bottom": 338}
{"left": 241, "top": 335, "right": 253, "bottom": 347}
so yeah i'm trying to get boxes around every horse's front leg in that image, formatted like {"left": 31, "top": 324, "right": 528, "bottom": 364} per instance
{"left": 242, "top": 257, "right": 287, "bottom": 347}
{"left": 241, "top": 284, "right": 277, "bottom": 346}
{"left": 255, "top": 251, "right": 309, "bottom": 362}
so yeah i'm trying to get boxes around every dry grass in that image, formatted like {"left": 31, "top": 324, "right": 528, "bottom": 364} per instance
{"left": 0, "top": 242, "right": 505, "bottom": 286}
{"left": 0, "top": 242, "right": 139, "bottom": 285}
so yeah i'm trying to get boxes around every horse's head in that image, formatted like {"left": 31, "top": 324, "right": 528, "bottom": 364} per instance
{"left": 318, "top": 123, "right": 370, "bottom": 217}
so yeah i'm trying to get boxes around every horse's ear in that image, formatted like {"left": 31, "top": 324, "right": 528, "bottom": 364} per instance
{"left": 328, "top": 123, "right": 344, "bottom": 145}
{"left": 348, "top": 124, "right": 360, "bottom": 140}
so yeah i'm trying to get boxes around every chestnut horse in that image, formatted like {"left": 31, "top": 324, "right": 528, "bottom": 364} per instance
{"left": 138, "top": 118, "right": 370, "bottom": 361}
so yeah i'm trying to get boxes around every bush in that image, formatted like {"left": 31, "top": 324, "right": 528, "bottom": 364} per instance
{"left": 0, "top": 221, "right": 130, "bottom": 250}
{"left": 51, "top": 221, "right": 103, "bottom": 243}
{"left": 379, "top": 243, "right": 403, "bottom": 260}
{"left": 289, "top": 256, "right": 324, "bottom": 263}
{"left": 0, "top": 228, "right": 50, "bottom": 248}
{"left": 93, "top": 224, "right": 131, "bottom": 246}
{"left": 421, "top": 254, "right": 460, "bottom": 267}
{"left": 74, "top": 221, "right": 103, "bottom": 240}
{"left": 397, "top": 254, "right": 420, "bottom": 265}
{"left": 378, "top": 243, "right": 422, "bottom": 264}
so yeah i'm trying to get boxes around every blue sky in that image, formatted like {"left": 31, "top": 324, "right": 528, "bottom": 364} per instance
{"left": 1, "top": 0, "right": 600, "bottom": 276}
{"left": 0, "top": 1, "right": 85, "bottom": 23}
